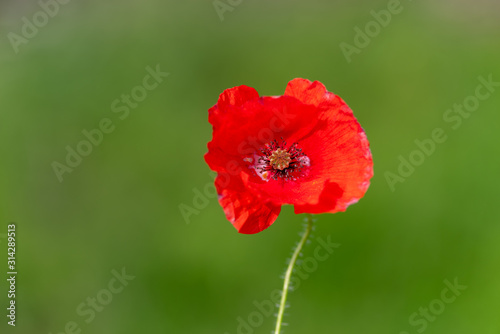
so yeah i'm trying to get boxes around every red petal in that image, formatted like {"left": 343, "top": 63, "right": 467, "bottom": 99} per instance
{"left": 218, "top": 85, "right": 260, "bottom": 111}
{"left": 208, "top": 85, "right": 260, "bottom": 130}
{"left": 293, "top": 181, "right": 344, "bottom": 214}
{"left": 205, "top": 90, "right": 320, "bottom": 172}
{"left": 243, "top": 79, "right": 373, "bottom": 213}
{"left": 215, "top": 171, "right": 281, "bottom": 234}
{"left": 284, "top": 78, "right": 329, "bottom": 106}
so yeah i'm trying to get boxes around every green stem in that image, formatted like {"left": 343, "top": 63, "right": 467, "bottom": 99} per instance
{"left": 274, "top": 214, "right": 314, "bottom": 334}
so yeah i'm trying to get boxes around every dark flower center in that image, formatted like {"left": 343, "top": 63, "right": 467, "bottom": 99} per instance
{"left": 254, "top": 139, "right": 310, "bottom": 181}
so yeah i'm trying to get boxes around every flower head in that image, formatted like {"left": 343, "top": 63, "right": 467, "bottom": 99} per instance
{"left": 205, "top": 78, "right": 373, "bottom": 234}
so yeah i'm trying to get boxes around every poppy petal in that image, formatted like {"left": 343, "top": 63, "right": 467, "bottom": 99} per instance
{"left": 215, "top": 171, "right": 281, "bottom": 234}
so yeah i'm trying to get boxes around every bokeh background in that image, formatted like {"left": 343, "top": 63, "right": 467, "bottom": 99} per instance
{"left": 1, "top": 0, "right": 500, "bottom": 333}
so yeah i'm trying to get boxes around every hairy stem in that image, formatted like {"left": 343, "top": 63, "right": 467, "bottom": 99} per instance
{"left": 274, "top": 214, "right": 314, "bottom": 334}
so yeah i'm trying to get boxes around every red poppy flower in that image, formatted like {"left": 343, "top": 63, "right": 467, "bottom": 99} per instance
{"left": 205, "top": 78, "right": 373, "bottom": 234}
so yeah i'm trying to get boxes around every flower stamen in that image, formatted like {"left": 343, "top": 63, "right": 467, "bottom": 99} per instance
{"left": 252, "top": 139, "right": 310, "bottom": 181}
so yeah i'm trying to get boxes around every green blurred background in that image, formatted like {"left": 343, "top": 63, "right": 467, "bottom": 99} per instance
{"left": 1, "top": 0, "right": 499, "bottom": 333}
